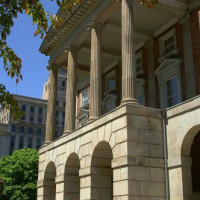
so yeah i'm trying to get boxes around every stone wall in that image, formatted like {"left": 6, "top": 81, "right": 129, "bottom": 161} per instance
{"left": 167, "top": 96, "right": 200, "bottom": 200}
{"left": 37, "top": 104, "right": 166, "bottom": 200}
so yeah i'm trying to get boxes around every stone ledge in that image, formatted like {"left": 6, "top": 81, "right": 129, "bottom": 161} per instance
{"left": 167, "top": 95, "right": 200, "bottom": 119}
{"left": 112, "top": 155, "right": 164, "bottom": 169}
{"left": 39, "top": 104, "right": 162, "bottom": 155}
{"left": 168, "top": 156, "right": 192, "bottom": 168}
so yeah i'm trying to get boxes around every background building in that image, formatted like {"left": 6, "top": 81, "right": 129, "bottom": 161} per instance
{"left": 0, "top": 69, "right": 67, "bottom": 157}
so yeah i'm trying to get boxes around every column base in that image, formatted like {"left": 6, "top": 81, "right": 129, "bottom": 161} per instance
{"left": 88, "top": 117, "right": 98, "bottom": 122}
{"left": 43, "top": 141, "right": 52, "bottom": 147}
{"left": 121, "top": 98, "right": 138, "bottom": 105}
{"left": 62, "top": 130, "right": 72, "bottom": 136}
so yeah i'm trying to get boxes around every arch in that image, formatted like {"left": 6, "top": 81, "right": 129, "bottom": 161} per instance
{"left": 181, "top": 124, "right": 200, "bottom": 157}
{"left": 91, "top": 141, "right": 113, "bottom": 200}
{"left": 181, "top": 125, "right": 200, "bottom": 200}
{"left": 64, "top": 153, "right": 80, "bottom": 200}
{"left": 44, "top": 162, "right": 56, "bottom": 200}
{"left": 190, "top": 131, "right": 200, "bottom": 199}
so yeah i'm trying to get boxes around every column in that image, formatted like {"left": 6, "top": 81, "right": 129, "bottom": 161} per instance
{"left": 121, "top": 0, "right": 137, "bottom": 104}
{"left": 64, "top": 45, "right": 77, "bottom": 134}
{"left": 87, "top": 20, "right": 103, "bottom": 120}
{"left": 45, "top": 63, "right": 58, "bottom": 143}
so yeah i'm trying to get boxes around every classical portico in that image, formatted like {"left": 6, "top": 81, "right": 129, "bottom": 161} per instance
{"left": 38, "top": 0, "right": 200, "bottom": 199}
{"left": 44, "top": 0, "right": 138, "bottom": 135}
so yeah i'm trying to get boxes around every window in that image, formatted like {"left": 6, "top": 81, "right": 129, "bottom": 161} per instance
{"left": 78, "top": 114, "right": 88, "bottom": 127}
{"left": 38, "top": 118, "right": 42, "bottom": 123}
{"left": 56, "top": 121, "right": 58, "bottom": 126}
{"left": 30, "top": 116, "right": 34, "bottom": 122}
{"left": 154, "top": 59, "right": 182, "bottom": 108}
{"left": 136, "top": 51, "right": 143, "bottom": 75}
{"left": 39, "top": 107, "right": 43, "bottom": 114}
{"left": 37, "top": 128, "right": 41, "bottom": 135}
{"left": 159, "top": 29, "right": 177, "bottom": 59}
{"left": 163, "top": 35, "right": 175, "bottom": 55}
{"left": 165, "top": 77, "right": 178, "bottom": 107}
{"left": 104, "top": 100, "right": 116, "bottom": 114}
{"left": 19, "top": 136, "right": 24, "bottom": 149}
{"left": 22, "top": 105, "right": 26, "bottom": 111}
{"left": 137, "top": 94, "right": 143, "bottom": 105}
{"left": 20, "top": 126, "right": 24, "bottom": 133}
{"left": 30, "top": 106, "right": 34, "bottom": 113}
{"left": 29, "top": 128, "right": 33, "bottom": 134}
{"left": 28, "top": 137, "right": 32, "bottom": 148}
{"left": 80, "top": 89, "right": 89, "bottom": 108}
{"left": 56, "top": 111, "right": 58, "bottom": 117}
{"left": 105, "top": 70, "right": 116, "bottom": 92}
{"left": 36, "top": 139, "right": 41, "bottom": 149}
{"left": 11, "top": 125, "right": 16, "bottom": 132}
{"left": 10, "top": 135, "right": 15, "bottom": 154}
{"left": 62, "top": 112, "right": 65, "bottom": 117}
{"left": 56, "top": 100, "right": 59, "bottom": 106}
{"left": 63, "top": 102, "right": 66, "bottom": 107}
{"left": 136, "top": 79, "right": 145, "bottom": 106}
{"left": 55, "top": 131, "right": 58, "bottom": 138}
{"left": 62, "top": 81, "right": 65, "bottom": 87}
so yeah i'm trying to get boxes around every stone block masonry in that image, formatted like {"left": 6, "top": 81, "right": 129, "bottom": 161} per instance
{"left": 37, "top": 104, "right": 166, "bottom": 200}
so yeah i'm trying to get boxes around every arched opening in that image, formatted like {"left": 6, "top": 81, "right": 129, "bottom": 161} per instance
{"left": 44, "top": 162, "right": 56, "bottom": 200}
{"left": 91, "top": 141, "right": 113, "bottom": 200}
{"left": 191, "top": 131, "right": 200, "bottom": 200}
{"left": 181, "top": 125, "right": 200, "bottom": 200}
{"left": 64, "top": 153, "right": 80, "bottom": 200}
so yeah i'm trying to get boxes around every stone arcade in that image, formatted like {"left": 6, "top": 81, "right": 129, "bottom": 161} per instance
{"left": 37, "top": 0, "right": 200, "bottom": 199}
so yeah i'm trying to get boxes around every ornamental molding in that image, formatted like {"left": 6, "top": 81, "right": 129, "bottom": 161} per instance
{"left": 40, "top": 0, "right": 95, "bottom": 55}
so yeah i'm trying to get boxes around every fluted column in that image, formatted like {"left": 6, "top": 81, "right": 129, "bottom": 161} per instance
{"left": 45, "top": 63, "right": 58, "bottom": 143}
{"left": 64, "top": 45, "right": 77, "bottom": 134}
{"left": 121, "top": 0, "right": 137, "bottom": 104}
{"left": 87, "top": 20, "right": 103, "bottom": 120}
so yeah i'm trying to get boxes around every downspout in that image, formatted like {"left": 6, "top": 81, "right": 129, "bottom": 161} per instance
{"left": 161, "top": 109, "right": 170, "bottom": 200}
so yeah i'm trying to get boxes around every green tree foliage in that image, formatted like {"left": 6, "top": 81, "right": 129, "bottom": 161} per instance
{"left": 0, "top": 148, "right": 39, "bottom": 200}
{"left": 0, "top": 0, "right": 157, "bottom": 119}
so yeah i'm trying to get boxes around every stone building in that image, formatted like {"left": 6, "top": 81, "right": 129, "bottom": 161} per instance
{"left": 37, "top": 0, "right": 200, "bottom": 200}
{"left": 0, "top": 69, "right": 67, "bottom": 157}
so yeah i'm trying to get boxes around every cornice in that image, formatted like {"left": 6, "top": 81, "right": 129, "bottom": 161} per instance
{"left": 40, "top": 0, "right": 95, "bottom": 55}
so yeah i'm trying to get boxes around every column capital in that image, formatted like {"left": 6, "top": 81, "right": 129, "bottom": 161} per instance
{"left": 64, "top": 44, "right": 78, "bottom": 54}
{"left": 86, "top": 20, "right": 105, "bottom": 31}
{"left": 47, "top": 62, "right": 61, "bottom": 71}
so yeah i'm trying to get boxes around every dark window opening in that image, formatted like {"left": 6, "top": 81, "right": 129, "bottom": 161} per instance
{"left": 62, "top": 81, "right": 65, "bottom": 87}
{"left": 19, "top": 136, "right": 24, "bottom": 149}
{"left": 29, "top": 128, "right": 33, "bottom": 134}
{"left": 22, "top": 105, "right": 26, "bottom": 111}
{"left": 39, "top": 107, "right": 43, "bottom": 114}
{"left": 30, "top": 106, "right": 34, "bottom": 113}
{"left": 20, "top": 126, "right": 24, "bottom": 133}
{"left": 28, "top": 137, "right": 32, "bottom": 148}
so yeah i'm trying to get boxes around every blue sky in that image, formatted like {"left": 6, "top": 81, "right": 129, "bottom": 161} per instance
{"left": 0, "top": 1, "right": 59, "bottom": 99}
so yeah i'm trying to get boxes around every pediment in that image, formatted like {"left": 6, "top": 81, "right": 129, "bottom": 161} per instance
{"left": 154, "top": 59, "right": 181, "bottom": 76}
